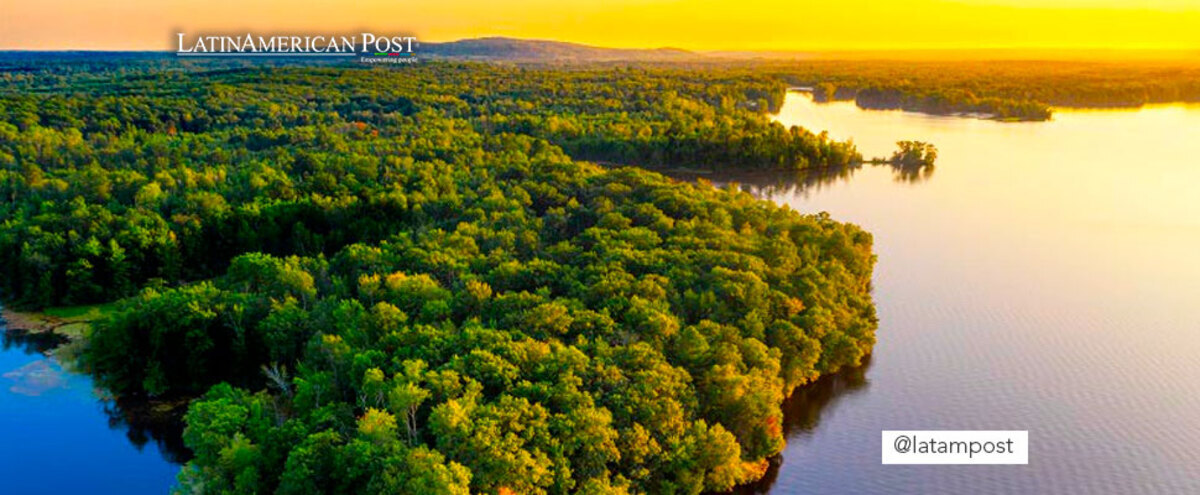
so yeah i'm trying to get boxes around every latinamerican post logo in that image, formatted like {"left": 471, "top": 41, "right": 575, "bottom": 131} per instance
{"left": 175, "top": 33, "right": 419, "bottom": 63}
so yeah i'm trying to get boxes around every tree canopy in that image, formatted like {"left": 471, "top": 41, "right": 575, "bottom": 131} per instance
{"left": 1, "top": 59, "right": 876, "bottom": 494}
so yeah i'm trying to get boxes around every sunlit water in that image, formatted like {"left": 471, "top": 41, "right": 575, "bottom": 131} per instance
{"left": 0, "top": 317, "right": 182, "bottom": 494}
{"left": 711, "top": 93, "right": 1200, "bottom": 494}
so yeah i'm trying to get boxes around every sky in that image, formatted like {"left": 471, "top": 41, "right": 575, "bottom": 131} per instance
{"left": 2, "top": 0, "right": 1199, "bottom": 51}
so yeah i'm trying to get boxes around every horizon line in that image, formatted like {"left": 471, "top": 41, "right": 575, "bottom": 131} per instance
{"left": 1, "top": 36, "right": 1198, "bottom": 60}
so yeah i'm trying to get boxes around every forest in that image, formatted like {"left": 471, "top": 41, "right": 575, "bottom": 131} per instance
{"left": 0, "top": 59, "right": 877, "bottom": 494}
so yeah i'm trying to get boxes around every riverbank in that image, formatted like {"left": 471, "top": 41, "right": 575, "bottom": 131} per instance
{"left": 1, "top": 302, "right": 114, "bottom": 373}
{"left": 1, "top": 301, "right": 193, "bottom": 463}
{"left": 0, "top": 304, "right": 187, "bottom": 491}
{"left": 0, "top": 303, "right": 114, "bottom": 341}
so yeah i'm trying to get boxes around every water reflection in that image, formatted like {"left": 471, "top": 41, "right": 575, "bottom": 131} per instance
{"left": 0, "top": 327, "right": 192, "bottom": 464}
{"left": 727, "top": 357, "right": 872, "bottom": 495}
{"left": 1, "top": 328, "right": 68, "bottom": 355}
{"left": 667, "top": 159, "right": 933, "bottom": 199}
{"left": 0, "top": 323, "right": 185, "bottom": 493}
{"left": 884, "top": 160, "right": 935, "bottom": 184}
{"left": 102, "top": 396, "right": 192, "bottom": 464}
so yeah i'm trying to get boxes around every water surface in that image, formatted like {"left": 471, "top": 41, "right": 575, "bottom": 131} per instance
{"left": 0, "top": 318, "right": 183, "bottom": 494}
{"left": 714, "top": 93, "right": 1200, "bottom": 494}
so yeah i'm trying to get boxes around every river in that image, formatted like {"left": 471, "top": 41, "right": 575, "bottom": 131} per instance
{"left": 0, "top": 319, "right": 183, "bottom": 494}
{"left": 708, "top": 92, "right": 1200, "bottom": 493}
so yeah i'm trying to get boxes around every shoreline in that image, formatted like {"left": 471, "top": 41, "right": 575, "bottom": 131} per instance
{"left": 1, "top": 302, "right": 192, "bottom": 462}
{"left": 0, "top": 302, "right": 112, "bottom": 341}
{"left": 1, "top": 305, "right": 67, "bottom": 333}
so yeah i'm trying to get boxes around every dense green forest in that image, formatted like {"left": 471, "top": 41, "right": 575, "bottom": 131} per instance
{"left": 0, "top": 60, "right": 864, "bottom": 308}
{"left": 0, "top": 59, "right": 876, "bottom": 494}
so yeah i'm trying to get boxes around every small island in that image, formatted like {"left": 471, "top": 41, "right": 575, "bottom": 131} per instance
{"left": 884, "top": 141, "right": 939, "bottom": 168}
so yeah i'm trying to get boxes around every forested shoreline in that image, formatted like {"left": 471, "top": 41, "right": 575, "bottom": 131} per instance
{"left": 1, "top": 60, "right": 877, "bottom": 494}
{"left": 8, "top": 53, "right": 1200, "bottom": 123}
{"left": 777, "top": 59, "right": 1200, "bottom": 121}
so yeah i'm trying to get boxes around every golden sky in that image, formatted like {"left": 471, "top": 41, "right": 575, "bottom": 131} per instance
{"left": 2, "top": 0, "right": 1199, "bottom": 51}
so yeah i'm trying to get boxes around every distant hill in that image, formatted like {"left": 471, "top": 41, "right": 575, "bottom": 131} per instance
{"left": 420, "top": 37, "right": 698, "bottom": 62}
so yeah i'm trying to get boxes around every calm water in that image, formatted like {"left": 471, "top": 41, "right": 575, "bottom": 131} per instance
{"left": 710, "top": 93, "right": 1200, "bottom": 494}
{"left": 0, "top": 318, "right": 182, "bottom": 494}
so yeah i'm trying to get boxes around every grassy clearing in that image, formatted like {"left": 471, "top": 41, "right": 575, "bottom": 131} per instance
{"left": 42, "top": 303, "right": 118, "bottom": 321}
